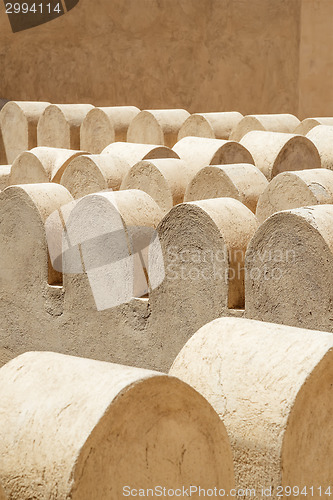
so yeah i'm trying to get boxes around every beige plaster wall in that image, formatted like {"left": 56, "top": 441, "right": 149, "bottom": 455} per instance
{"left": 298, "top": 0, "right": 333, "bottom": 118}
{"left": 0, "top": 0, "right": 301, "bottom": 115}
{"left": 0, "top": 1, "right": 332, "bottom": 126}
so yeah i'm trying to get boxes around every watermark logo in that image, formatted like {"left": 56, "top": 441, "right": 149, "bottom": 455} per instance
{"left": 3, "top": 0, "right": 80, "bottom": 33}
{"left": 45, "top": 191, "right": 165, "bottom": 310}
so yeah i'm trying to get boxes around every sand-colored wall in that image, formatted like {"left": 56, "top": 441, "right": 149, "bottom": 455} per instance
{"left": 0, "top": 0, "right": 301, "bottom": 115}
{"left": 0, "top": 0, "right": 331, "bottom": 117}
{"left": 298, "top": 0, "right": 333, "bottom": 118}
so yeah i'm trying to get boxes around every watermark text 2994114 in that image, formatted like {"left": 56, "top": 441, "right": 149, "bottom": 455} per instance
{"left": 3, "top": 0, "right": 80, "bottom": 33}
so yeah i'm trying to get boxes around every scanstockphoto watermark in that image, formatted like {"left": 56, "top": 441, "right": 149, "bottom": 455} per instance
{"left": 165, "top": 246, "right": 296, "bottom": 282}
{"left": 45, "top": 192, "right": 165, "bottom": 311}
{"left": 122, "top": 486, "right": 257, "bottom": 497}
{"left": 123, "top": 485, "right": 332, "bottom": 498}
{"left": 166, "top": 246, "right": 297, "bottom": 265}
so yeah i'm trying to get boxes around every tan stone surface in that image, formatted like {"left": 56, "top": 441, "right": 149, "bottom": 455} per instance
{"left": 9, "top": 147, "right": 87, "bottom": 184}
{"left": 0, "top": 351, "right": 235, "bottom": 499}
{"left": 184, "top": 163, "right": 268, "bottom": 213}
{"left": 169, "top": 316, "right": 333, "bottom": 498}
{"left": 178, "top": 112, "right": 243, "bottom": 141}
{"left": 0, "top": 101, "right": 49, "bottom": 163}
{"left": 63, "top": 189, "right": 164, "bottom": 307}
{"left": 37, "top": 104, "right": 94, "bottom": 149}
{"left": 0, "top": 184, "right": 72, "bottom": 305}
{"left": 306, "top": 125, "right": 333, "bottom": 170}
{"left": 229, "top": 114, "right": 300, "bottom": 142}
{"left": 0, "top": 484, "right": 6, "bottom": 500}
{"left": 245, "top": 205, "right": 333, "bottom": 332}
{"left": 0, "top": 184, "right": 180, "bottom": 370}
{"left": 120, "top": 158, "right": 191, "bottom": 213}
{"left": 0, "top": 131, "right": 5, "bottom": 165}
{"left": 0, "top": 166, "right": 11, "bottom": 191}
{"left": 148, "top": 198, "right": 257, "bottom": 368}
{"left": 60, "top": 154, "right": 130, "bottom": 198}
{"left": 299, "top": 0, "right": 333, "bottom": 118}
{"left": 80, "top": 106, "right": 140, "bottom": 154}
{"left": 294, "top": 117, "right": 333, "bottom": 136}
{"left": 102, "top": 141, "right": 179, "bottom": 165}
{"left": 127, "top": 109, "right": 190, "bottom": 148}
{"left": 0, "top": 1, "right": 303, "bottom": 114}
{"left": 240, "top": 131, "right": 321, "bottom": 180}
{"left": 172, "top": 137, "right": 254, "bottom": 180}
{"left": 256, "top": 168, "right": 333, "bottom": 223}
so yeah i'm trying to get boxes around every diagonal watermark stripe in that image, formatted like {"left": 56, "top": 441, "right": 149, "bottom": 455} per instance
{"left": 45, "top": 193, "right": 165, "bottom": 311}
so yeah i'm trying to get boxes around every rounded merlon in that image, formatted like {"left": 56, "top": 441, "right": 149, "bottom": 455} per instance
{"left": 120, "top": 158, "right": 191, "bottom": 213}
{"left": 9, "top": 147, "right": 87, "bottom": 184}
{"left": 37, "top": 104, "right": 94, "bottom": 149}
{"left": 184, "top": 163, "right": 268, "bottom": 213}
{"left": 0, "top": 183, "right": 168, "bottom": 369}
{"left": 0, "top": 183, "right": 73, "bottom": 296}
{"left": 306, "top": 125, "right": 333, "bottom": 170}
{"left": 0, "top": 101, "right": 50, "bottom": 163}
{"left": 63, "top": 189, "right": 164, "bottom": 307}
{"left": 170, "top": 316, "right": 333, "bottom": 497}
{"left": 0, "top": 351, "right": 235, "bottom": 499}
{"left": 229, "top": 113, "right": 300, "bottom": 142}
{"left": 80, "top": 106, "right": 140, "bottom": 154}
{"left": 294, "top": 117, "right": 333, "bottom": 136}
{"left": 240, "top": 131, "right": 321, "bottom": 180}
{"left": 148, "top": 198, "right": 258, "bottom": 364}
{"left": 245, "top": 204, "right": 333, "bottom": 331}
{"left": 172, "top": 136, "right": 254, "bottom": 180}
{"left": 256, "top": 168, "right": 333, "bottom": 223}
{"left": 177, "top": 111, "right": 243, "bottom": 141}
{"left": 60, "top": 154, "right": 130, "bottom": 198}
{"left": 102, "top": 141, "right": 179, "bottom": 166}
{"left": 127, "top": 109, "right": 190, "bottom": 148}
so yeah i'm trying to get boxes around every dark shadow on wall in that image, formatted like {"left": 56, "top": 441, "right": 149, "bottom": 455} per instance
{"left": 0, "top": 99, "right": 8, "bottom": 110}
{"left": 3, "top": 0, "right": 79, "bottom": 33}
{"left": 0, "top": 99, "right": 8, "bottom": 163}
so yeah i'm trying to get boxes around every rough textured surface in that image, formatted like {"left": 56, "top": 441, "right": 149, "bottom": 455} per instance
{"left": 127, "top": 109, "right": 190, "bottom": 148}
{"left": 306, "top": 125, "right": 333, "bottom": 170}
{"left": 37, "top": 104, "right": 94, "bottom": 149}
{"left": 172, "top": 136, "right": 254, "bottom": 180}
{"left": 230, "top": 114, "right": 300, "bottom": 142}
{"left": 0, "top": 180, "right": 249, "bottom": 371}
{"left": 148, "top": 198, "right": 257, "bottom": 369}
{"left": 0, "top": 484, "right": 6, "bottom": 500}
{"left": 256, "top": 168, "right": 333, "bottom": 223}
{"left": 169, "top": 316, "right": 333, "bottom": 498}
{"left": 9, "top": 147, "right": 86, "bottom": 184}
{"left": 60, "top": 154, "right": 130, "bottom": 198}
{"left": 184, "top": 163, "right": 268, "bottom": 213}
{"left": 0, "top": 1, "right": 303, "bottom": 114}
{"left": 80, "top": 106, "right": 140, "bottom": 154}
{"left": 245, "top": 205, "right": 333, "bottom": 332}
{"left": 0, "top": 184, "right": 184, "bottom": 370}
{"left": 294, "top": 117, "right": 333, "bottom": 136}
{"left": 240, "top": 131, "right": 321, "bottom": 180}
{"left": 120, "top": 158, "right": 191, "bottom": 213}
{"left": 0, "top": 166, "right": 11, "bottom": 191}
{"left": 0, "top": 101, "right": 49, "bottom": 163}
{"left": 63, "top": 189, "right": 164, "bottom": 311}
{"left": 0, "top": 351, "right": 235, "bottom": 500}
{"left": 299, "top": 0, "right": 333, "bottom": 118}
{"left": 178, "top": 112, "right": 243, "bottom": 141}
{"left": 102, "top": 141, "right": 179, "bottom": 166}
